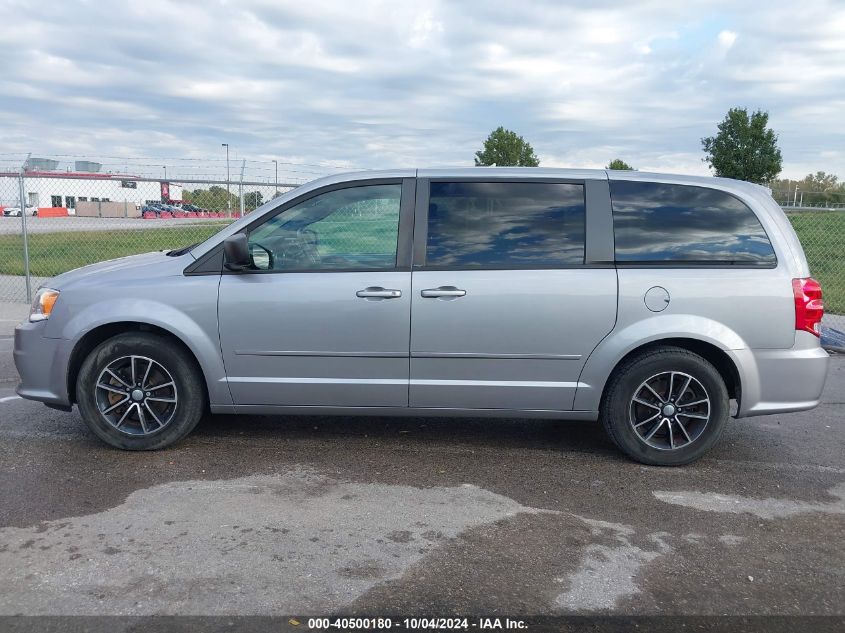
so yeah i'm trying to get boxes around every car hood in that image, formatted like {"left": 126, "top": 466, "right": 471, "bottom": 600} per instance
{"left": 47, "top": 251, "right": 191, "bottom": 291}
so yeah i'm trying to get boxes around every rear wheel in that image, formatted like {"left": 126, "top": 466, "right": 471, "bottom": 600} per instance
{"left": 599, "top": 346, "right": 730, "bottom": 466}
{"left": 77, "top": 332, "right": 205, "bottom": 450}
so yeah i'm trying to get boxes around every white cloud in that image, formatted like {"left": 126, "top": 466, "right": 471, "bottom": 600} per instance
{"left": 0, "top": 0, "right": 842, "bottom": 180}
{"left": 717, "top": 30, "right": 738, "bottom": 49}
{"left": 409, "top": 9, "right": 445, "bottom": 48}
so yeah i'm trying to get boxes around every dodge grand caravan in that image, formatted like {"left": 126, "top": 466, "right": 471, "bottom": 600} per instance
{"left": 14, "top": 168, "right": 829, "bottom": 465}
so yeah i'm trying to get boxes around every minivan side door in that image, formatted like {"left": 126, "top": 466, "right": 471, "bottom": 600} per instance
{"left": 217, "top": 179, "right": 415, "bottom": 407}
{"left": 409, "top": 175, "right": 617, "bottom": 411}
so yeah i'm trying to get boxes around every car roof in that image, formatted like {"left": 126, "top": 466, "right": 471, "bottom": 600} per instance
{"left": 316, "top": 167, "right": 771, "bottom": 197}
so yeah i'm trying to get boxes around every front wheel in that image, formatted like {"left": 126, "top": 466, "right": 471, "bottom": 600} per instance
{"left": 599, "top": 346, "right": 730, "bottom": 466}
{"left": 77, "top": 332, "right": 206, "bottom": 450}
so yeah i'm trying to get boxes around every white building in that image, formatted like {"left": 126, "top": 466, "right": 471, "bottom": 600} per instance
{"left": 0, "top": 159, "right": 183, "bottom": 210}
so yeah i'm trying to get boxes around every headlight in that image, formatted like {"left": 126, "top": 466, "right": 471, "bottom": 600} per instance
{"left": 30, "top": 288, "right": 60, "bottom": 322}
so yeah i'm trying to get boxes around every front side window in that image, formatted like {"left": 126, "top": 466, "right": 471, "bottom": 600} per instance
{"left": 247, "top": 184, "right": 401, "bottom": 271}
{"left": 610, "top": 181, "right": 777, "bottom": 265}
{"left": 425, "top": 182, "right": 586, "bottom": 268}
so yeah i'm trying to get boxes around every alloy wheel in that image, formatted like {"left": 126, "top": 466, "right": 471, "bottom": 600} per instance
{"left": 95, "top": 355, "right": 178, "bottom": 436}
{"left": 629, "top": 371, "right": 711, "bottom": 450}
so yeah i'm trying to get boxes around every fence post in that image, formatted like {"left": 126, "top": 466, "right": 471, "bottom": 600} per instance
{"left": 18, "top": 162, "right": 32, "bottom": 303}
{"left": 239, "top": 159, "right": 246, "bottom": 217}
{"left": 124, "top": 199, "right": 128, "bottom": 218}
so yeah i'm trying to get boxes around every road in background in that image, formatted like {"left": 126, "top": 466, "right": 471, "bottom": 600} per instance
{"left": 0, "top": 216, "right": 230, "bottom": 235}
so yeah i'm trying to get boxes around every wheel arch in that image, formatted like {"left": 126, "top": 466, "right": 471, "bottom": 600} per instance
{"left": 576, "top": 324, "right": 744, "bottom": 413}
{"left": 598, "top": 338, "right": 741, "bottom": 407}
{"left": 67, "top": 322, "right": 210, "bottom": 406}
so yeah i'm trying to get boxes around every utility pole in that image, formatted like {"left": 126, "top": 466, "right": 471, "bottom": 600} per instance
{"left": 239, "top": 159, "right": 246, "bottom": 216}
{"left": 793, "top": 185, "right": 799, "bottom": 207}
{"left": 222, "top": 143, "right": 231, "bottom": 216}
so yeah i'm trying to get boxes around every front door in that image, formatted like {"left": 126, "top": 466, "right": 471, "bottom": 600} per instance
{"left": 218, "top": 179, "right": 414, "bottom": 407}
{"left": 409, "top": 178, "right": 617, "bottom": 411}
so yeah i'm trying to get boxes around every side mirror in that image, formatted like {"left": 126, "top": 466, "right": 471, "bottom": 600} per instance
{"left": 223, "top": 233, "right": 251, "bottom": 271}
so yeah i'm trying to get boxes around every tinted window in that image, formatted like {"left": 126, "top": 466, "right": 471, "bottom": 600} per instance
{"left": 247, "top": 184, "right": 401, "bottom": 271}
{"left": 610, "top": 181, "right": 776, "bottom": 265}
{"left": 425, "top": 182, "right": 585, "bottom": 268}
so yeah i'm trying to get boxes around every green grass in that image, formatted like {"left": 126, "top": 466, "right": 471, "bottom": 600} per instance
{"left": 0, "top": 225, "right": 228, "bottom": 277}
{"left": 788, "top": 211, "right": 845, "bottom": 315}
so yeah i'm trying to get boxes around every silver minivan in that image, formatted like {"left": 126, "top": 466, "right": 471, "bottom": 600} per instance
{"left": 14, "top": 168, "right": 829, "bottom": 465}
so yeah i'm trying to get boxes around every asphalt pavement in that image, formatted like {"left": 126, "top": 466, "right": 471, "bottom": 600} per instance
{"left": 0, "top": 332, "right": 843, "bottom": 625}
{"left": 0, "top": 216, "right": 229, "bottom": 235}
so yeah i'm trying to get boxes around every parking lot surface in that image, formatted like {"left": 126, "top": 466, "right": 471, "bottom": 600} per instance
{"left": 0, "top": 333, "right": 843, "bottom": 622}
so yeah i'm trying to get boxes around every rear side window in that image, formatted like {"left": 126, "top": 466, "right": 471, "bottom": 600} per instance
{"left": 425, "top": 182, "right": 585, "bottom": 268}
{"left": 610, "top": 181, "right": 777, "bottom": 266}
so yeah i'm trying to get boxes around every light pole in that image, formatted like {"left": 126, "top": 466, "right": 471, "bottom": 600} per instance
{"left": 162, "top": 165, "right": 167, "bottom": 181}
{"left": 273, "top": 159, "right": 278, "bottom": 197}
{"left": 793, "top": 185, "right": 799, "bottom": 207}
{"left": 222, "top": 143, "right": 231, "bottom": 215}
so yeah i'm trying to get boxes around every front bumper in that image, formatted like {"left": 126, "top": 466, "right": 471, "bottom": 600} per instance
{"left": 730, "top": 331, "right": 830, "bottom": 418}
{"left": 13, "top": 320, "right": 74, "bottom": 408}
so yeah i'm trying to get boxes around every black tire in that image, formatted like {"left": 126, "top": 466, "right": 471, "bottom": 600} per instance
{"left": 599, "top": 346, "right": 730, "bottom": 466}
{"left": 76, "top": 332, "right": 206, "bottom": 450}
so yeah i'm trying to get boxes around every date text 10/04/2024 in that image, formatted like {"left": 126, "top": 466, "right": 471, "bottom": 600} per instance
{"left": 305, "top": 617, "right": 528, "bottom": 630}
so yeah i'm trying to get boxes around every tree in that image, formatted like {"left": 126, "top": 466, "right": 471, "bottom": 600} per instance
{"left": 243, "top": 191, "right": 264, "bottom": 209}
{"left": 607, "top": 158, "right": 635, "bottom": 170}
{"left": 474, "top": 127, "right": 540, "bottom": 167}
{"left": 701, "top": 107, "right": 782, "bottom": 184}
{"left": 185, "top": 186, "right": 239, "bottom": 211}
{"left": 769, "top": 171, "right": 844, "bottom": 206}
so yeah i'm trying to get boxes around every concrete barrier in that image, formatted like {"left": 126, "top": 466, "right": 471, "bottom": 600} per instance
{"left": 75, "top": 201, "right": 141, "bottom": 218}
{"left": 36, "top": 207, "right": 69, "bottom": 217}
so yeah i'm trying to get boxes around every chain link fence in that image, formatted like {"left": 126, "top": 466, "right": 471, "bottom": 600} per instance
{"left": 784, "top": 207, "right": 845, "bottom": 338}
{"left": 0, "top": 170, "right": 295, "bottom": 304}
{"left": 1, "top": 166, "right": 843, "bottom": 338}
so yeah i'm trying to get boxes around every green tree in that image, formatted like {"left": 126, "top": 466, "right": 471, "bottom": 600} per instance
{"left": 770, "top": 171, "right": 845, "bottom": 206}
{"left": 701, "top": 107, "right": 782, "bottom": 184}
{"left": 243, "top": 191, "right": 264, "bottom": 209}
{"left": 474, "top": 126, "right": 540, "bottom": 167}
{"left": 185, "top": 186, "right": 239, "bottom": 211}
{"left": 606, "top": 158, "right": 635, "bottom": 170}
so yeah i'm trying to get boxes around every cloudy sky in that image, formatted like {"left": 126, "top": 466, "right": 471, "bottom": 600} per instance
{"left": 1, "top": 0, "right": 844, "bottom": 182}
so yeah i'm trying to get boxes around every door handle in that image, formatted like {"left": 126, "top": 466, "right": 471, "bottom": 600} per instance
{"left": 356, "top": 287, "right": 402, "bottom": 299}
{"left": 420, "top": 286, "right": 467, "bottom": 298}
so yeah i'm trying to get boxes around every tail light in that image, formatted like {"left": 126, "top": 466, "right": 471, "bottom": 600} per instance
{"left": 792, "top": 277, "right": 824, "bottom": 337}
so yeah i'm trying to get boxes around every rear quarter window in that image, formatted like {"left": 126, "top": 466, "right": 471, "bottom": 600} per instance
{"left": 610, "top": 181, "right": 777, "bottom": 266}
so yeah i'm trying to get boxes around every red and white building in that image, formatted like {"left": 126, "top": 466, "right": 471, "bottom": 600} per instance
{"left": 1, "top": 159, "right": 183, "bottom": 211}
